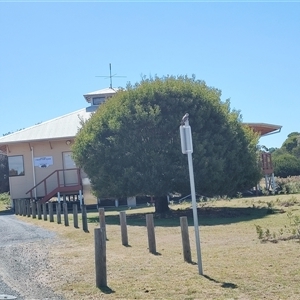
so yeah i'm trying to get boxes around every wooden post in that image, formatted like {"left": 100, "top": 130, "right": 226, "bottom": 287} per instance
{"left": 42, "top": 203, "right": 47, "bottom": 221}
{"left": 22, "top": 200, "right": 26, "bottom": 216}
{"left": 26, "top": 200, "right": 29, "bottom": 216}
{"left": 13, "top": 199, "right": 17, "bottom": 215}
{"left": 98, "top": 208, "right": 106, "bottom": 240}
{"left": 13, "top": 199, "right": 18, "bottom": 215}
{"left": 56, "top": 202, "right": 61, "bottom": 224}
{"left": 21, "top": 200, "right": 24, "bottom": 216}
{"left": 19, "top": 199, "right": 23, "bottom": 215}
{"left": 20, "top": 200, "right": 24, "bottom": 216}
{"left": 180, "top": 216, "right": 192, "bottom": 263}
{"left": 94, "top": 227, "right": 107, "bottom": 287}
{"left": 37, "top": 202, "right": 42, "bottom": 220}
{"left": 19, "top": 199, "right": 23, "bottom": 216}
{"left": 25, "top": 200, "right": 29, "bottom": 217}
{"left": 32, "top": 200, "right": 36, "bottom": 219}
{"left": 146, "top": 214, "right": 156, "bottom": 254}
{"left": 82, "top": 204, "right": 88, "bottom": 232}
{"left": 20, "top": 200, "right": 23, "bottom": 216}
{"left": 73, "top": 203, "right": 79, "bottom": 228}
{"left": 18, "top": 200, "right": 21, "bottom": 215}
{"left": 16, "top": 199, "right": 21, "bottom": 215}
{"left": 17, "top": 199, "right": 21, "bottom": 215}
{"left": 48, "top": 202, "right": 54, "bottom": 222}
{"left": 26, "top": 199, "right": 31, "bottom": 217}
{"left": 63, "top": 202, "right": 69, "bottom": 226}
{"left": 120, "top": 211, "right": 128, "bottom": 246}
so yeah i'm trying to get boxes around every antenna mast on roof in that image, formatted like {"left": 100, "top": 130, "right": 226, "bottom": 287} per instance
{"left": 96, "top": 63, "right": 126, "bottom": 89}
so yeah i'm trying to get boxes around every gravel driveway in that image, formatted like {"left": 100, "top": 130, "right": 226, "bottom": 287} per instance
{"left": 0, "top": 213, "right": 65, "bottom": 300}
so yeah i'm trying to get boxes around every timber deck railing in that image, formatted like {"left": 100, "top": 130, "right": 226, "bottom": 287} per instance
{"left": 26, "top": 168, "right": 82, "bottom": 203}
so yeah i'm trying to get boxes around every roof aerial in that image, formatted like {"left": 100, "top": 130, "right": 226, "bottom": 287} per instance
{"left": 96, "top": 63, "right": 126, "bottom": 89}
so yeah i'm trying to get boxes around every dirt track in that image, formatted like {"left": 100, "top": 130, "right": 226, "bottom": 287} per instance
{"left": 0, "top": 213, "right": 64, "bottom": 300}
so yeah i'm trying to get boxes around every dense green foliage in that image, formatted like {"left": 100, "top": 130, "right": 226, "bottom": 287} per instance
{"left": 273, "top": 153, "right": 300, "bottom": 178}
{"left": 0, "top": 154, "right": 9, "bottom": 193}
{"left": 73, "top": 76, "right": 261, "bottom": 204}
{"left": 272, "top": 132, "right": 300, "bottom": 177}
{"left": 0, "top": 192, "right": 10, "bottom": 209}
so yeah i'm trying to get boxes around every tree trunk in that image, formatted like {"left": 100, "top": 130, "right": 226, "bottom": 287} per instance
{"left": 154, "top": 196, "right": 169, "bottom": 216}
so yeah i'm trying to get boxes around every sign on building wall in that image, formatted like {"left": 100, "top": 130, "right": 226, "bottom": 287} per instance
{"left": 34, "top": 156, "right": 53, "bottom": 168}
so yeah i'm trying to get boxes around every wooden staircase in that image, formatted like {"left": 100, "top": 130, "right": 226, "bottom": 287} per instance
{"left": 26, "top": 168, "right": 82, "bottom": 203}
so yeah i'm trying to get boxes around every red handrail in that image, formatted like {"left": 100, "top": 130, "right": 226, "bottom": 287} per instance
{"left": 26, "top": 168, "right": 82, "bottom": 199}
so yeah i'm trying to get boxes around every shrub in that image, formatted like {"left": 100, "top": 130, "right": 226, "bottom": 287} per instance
{"left": 276, "top": 176, "right": 300, "bottom": 194}
{"left": 255, "top": 211, "right": 300, "bottom": 243}
{"left": 0, "top": 192, "right": 10, "bottom": 207}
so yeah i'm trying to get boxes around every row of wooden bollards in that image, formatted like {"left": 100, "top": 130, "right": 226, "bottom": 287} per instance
{"left": 13, "top": 199, "right": 89, "bottom": 232}
{"left": 94, "top": 209, "right": 193, "bottom": 288}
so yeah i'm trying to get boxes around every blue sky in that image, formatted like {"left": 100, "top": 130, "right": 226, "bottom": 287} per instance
{"left": 0, "top": 2, "right": 299, "bottom": 149}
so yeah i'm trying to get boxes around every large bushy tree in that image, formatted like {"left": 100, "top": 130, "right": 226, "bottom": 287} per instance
{"left": 73, "top": 76, "right": 261, "bottom": 213}
{"left": 281, "top": 132, "right": 300, "bottom": 155}
{"left": 273, "top": 153, "right": 300, "bottom": 178}
{"left": 272, "top": 132, "right": 300, "bottom": 177}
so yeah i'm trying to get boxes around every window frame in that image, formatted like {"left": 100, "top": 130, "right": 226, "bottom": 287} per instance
{"left": 92, "top": 96, "right": 106, "bottom": 106}
{"left": 8, "top": 155, "right": 25, "bottom": 177}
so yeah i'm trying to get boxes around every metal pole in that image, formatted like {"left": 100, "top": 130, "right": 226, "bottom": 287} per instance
{"left": 79, "top": 189, "right": 83, "bottom": 208}
{"left": 180, "top": 114, "right": 203, "bottom": 275}
{"left": 187, "top": 148, "right": 203, "bottom": 275}
{"left": 271, "top": 173, "right": 276, "bottom": 191}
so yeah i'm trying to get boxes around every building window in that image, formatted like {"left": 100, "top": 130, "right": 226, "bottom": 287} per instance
{"left": 8, "top": 155, "right": 25, "bottom": 176}
{"left": 92, "top": 96, "right": 106, "bottom": 106}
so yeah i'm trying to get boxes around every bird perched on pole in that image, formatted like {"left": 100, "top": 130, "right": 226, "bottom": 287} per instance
{"left": 181, "top": 113, "right": 189, "bottom": 125}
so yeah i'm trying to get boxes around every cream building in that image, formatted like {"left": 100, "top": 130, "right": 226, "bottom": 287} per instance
{"left": 0, "top": 88, "right": 117, "bottom": 206}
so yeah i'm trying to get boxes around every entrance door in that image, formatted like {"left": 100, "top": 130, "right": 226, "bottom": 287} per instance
{"left": 63, "top": 152, "right": 77, "bottom": 186}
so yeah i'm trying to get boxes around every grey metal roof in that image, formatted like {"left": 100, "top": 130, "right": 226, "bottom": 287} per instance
{"left": 0, "top": 107, "right": 94, "bottom": 145}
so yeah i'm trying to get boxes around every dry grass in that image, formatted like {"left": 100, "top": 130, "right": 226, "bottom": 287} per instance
{"left": 16, "top": 194, "right": 300, "bottom": 300}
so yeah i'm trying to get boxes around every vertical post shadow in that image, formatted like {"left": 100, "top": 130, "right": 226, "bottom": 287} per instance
{"left": 203, "top": 274, "right": 237, "bottom": 289}
{"left": 98, "top": 286, "right": 115, "bottom": 294}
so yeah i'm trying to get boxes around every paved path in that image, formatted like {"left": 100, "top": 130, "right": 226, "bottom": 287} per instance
{"left": 0, "top": 213, "right": 64, "bottom": 300}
